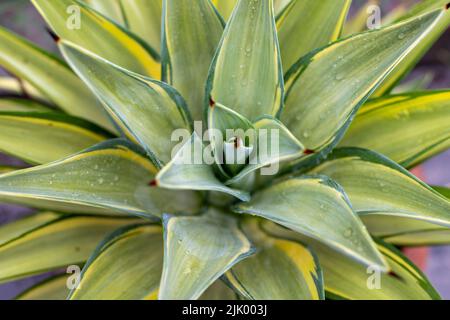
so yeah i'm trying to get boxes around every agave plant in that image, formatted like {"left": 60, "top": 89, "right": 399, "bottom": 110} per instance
{"left": 0, "top": 0, "right": 449, "bottom": 300}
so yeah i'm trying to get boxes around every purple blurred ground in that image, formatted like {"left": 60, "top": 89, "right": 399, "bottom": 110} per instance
{"left": 0, "top": 0, "right": 449, "bottom": 299}
{"left": 423, "top": 151, "right": 450, "bottom": 298}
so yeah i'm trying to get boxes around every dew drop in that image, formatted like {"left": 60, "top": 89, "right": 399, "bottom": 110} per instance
{"left": 344, "top": 228, "right": 353, "bottom": 238}
{"left": 397, "top": 33, "right": 406, "bottom": 40}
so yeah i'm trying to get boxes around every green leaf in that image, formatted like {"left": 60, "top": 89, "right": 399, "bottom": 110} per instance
{"left": 0, "top": 112, "right": 109, "bottom": 164}
{"left": 361, "top": 188, "right": 450, "bottom": 246}
{"left": 70, "top": 224, "right": 163, "bottom": 300}
{"left": 234, "top": 175, "right": 388, "bottom": 271}
{"left": 340, "top": 91, "right": 450, "bottom": 168}
{"left": 0, "top": 139, "right": 201, "bottom": 218}
{"left": 207, "top": 102, "right": 255, "bottom": 178}
{"left": 59, "top": 40, "right": 192, "bottom": 166}
{"left": 373, "top": 0, "right": 450, "bottom": 96}
{"left": 162, "top": 0, "right": 223, "bottom": 122}
{"left": 383, "top": 230, "right": 450, "bottom": 247}
{"left": 0, "top": 211, "right": 59, "bottom": 245}
{"left": 311, "top": 148, "right": 450, "bottom": 228}
{"left": 199, "top": 280, "right": 238, "bottom": 300}
{"left": 16, "top": 275, "right": 70, "bottom": 300}
{"left": 225, "top": 218, "right": 324, "bottom": 300}
{"left": 434, "top": 186, "right": 450, "bottom": 199}
{"left": 0, "top": 27, "right": 113, "bottom": 131}
{"left": 282, "top": 8, "right": 448, "bottom": 153}
{"left": 32, "top": 0, "right": 160, "bottom": 78}
{"left": 155, "top": 133, "right": 250, "bottom": 202}
{"left": 0, "top": 166, "right": 19, "bottom": 174}
{"left": 274, "top": 0, "right": 291, "bottom": 15}
{"left": 328, "top": 240, "right": 441, "bottom": 299}
{"left": 226, "top": 115, "right": 305, "bottom": 185}
{"left": 0, "top": 97, "right": 52, "bottom": 112}
{"left": 159, "top": 209, "right": 253, "bottom": 300}
{"left": 212, "top": 0, "right": 238, "bottom": 20}
{"left": 276, "top": 0, "right": 351, "bottom": 73}
{"left": 262, "top": 222, "right": 440, "bottom": 300}
{"left": 84, "top": 0, "right": 126, "bottom": 25}
{"left": 0, "top": 77, "right": 48, "bottom": 102}
{"left": 86, "top": 0, "right": 163, "bottom": 57}
{"left": 0, "top": 213, "right": 135, "bottom": 283}
{"left": 361, "top": 215, "right": 450, "bottom": 246}
{"left": 206, "top": 0, "right": 284, "bottom": 121}
{"left": 119, "top": 0, "right": 162, "bottom": 55}
{"left": 208, "top": 102, "right": 254, "bottom": 136}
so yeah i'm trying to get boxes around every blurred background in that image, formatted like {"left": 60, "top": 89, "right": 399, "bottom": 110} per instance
{"left": 0, "top": 0, "right": 448, "bottom": 299}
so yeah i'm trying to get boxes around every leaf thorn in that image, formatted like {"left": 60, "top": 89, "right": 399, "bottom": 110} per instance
{"left": 45, "top": 27, "right": 60, "bottom": 43}
{"left": 209, "top": 96, "right": 216, "bottom": 108}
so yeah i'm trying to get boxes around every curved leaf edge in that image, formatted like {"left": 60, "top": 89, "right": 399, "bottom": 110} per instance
{"left": 223, "top": 217, "right": 325, "bottom": 300}
{"left": 68, "top": 221, "right": 157, "bottom": 299}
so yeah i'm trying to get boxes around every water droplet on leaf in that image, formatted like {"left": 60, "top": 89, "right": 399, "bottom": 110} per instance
{"left": 344, "top": 228, "right": 353, "bottom": 238}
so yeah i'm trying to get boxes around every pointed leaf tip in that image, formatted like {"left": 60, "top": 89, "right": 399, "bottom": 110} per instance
{"left": 283, "top": 8, "right": 448, "bottom": 153}
{"left": 235, "top": 176, "right": 388, "bottom": 270}
{"left": 159, "top": 210, "right": 253, "bottom": 300}
{"left": 207, "top": 0, "right": 284, "bottom": 121}
{"left": 209, "top": 96, "right": 216, "bottom": 108}
{"left": 45, "top": 27, "right": 60, "bottom": 43}
{"left": 312, "top": 147, "right": 450, "bottom": 229}
{"left": 163, "top": 0, "right": 223, "bottom": 121}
